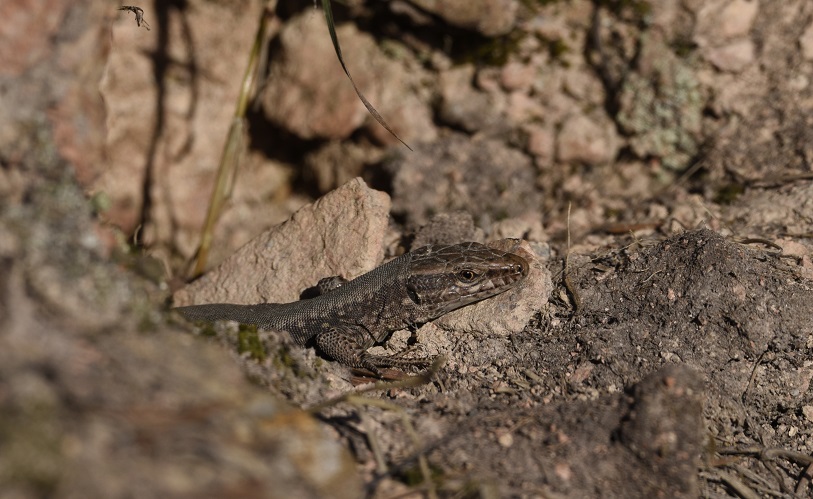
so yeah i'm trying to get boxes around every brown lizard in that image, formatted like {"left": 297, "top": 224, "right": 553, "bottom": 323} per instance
{"left": 175, "top": 242, "right": 529, "bottom": 373}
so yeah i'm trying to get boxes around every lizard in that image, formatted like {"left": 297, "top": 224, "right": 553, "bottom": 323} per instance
{"left": 175, "top": 241, "right": 529, "bottom": 374}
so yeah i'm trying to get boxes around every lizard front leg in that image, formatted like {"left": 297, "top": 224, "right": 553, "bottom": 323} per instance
{"left": 315, "top": 327, "right": 432, "bottom": 375}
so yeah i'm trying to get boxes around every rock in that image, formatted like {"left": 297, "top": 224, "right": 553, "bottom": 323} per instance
{"left": 706, "top": 39, "right": 755, "bottom": 72}
{"left": 693, "top": 0, "right": 758, "bottom": 71}
{"left": 490, "top": 212, "right": 547, "bottom": 242}
{"left": 802, "top": 21, "right": 813, "bottom": 60}
{"left": 386, "top": 133, "right": 541, "bottom": 228}
{"left": 406, "top": 0, "right": 518, "bottom": 36}
{"left": 174, "top": 178, "right": 390, "bottom": 306}
{"left": 500, "top": 62, "right": 536, "bottom": 92}
{"left": 262, "top": 12, "right": 436, "bottom": 144}
{"left": 504, "top": 91, "right": 545, "bottom": 126}
{"left": 263, "top": 14, "right": 365, "bottom": 139}
{"left": 438, "top": 64, "right": 504, "bottom": 132}
{"left": 694, "top": 0, "right": 759, "bottom": 47}
{"left": 556, "top": 112, "right": 620, "bottom": 165}
{"left": 55, "top": 331, "right": 361, "bottom": 499}
{"left": 100, "top": 0, "right": 265, "bottom": 239}
{"left": 523, "top": 123, "right": 556, "bottom": 165}
{"left": 411, "top": 212, "right": 485, "bottom": 248}
{"left": 616, "top": 32, "right": 704, "bottom": 170}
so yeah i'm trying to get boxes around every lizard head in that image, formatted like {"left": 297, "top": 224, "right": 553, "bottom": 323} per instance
{"left": 405, "top": 242, "right": 529, "bottom": 318}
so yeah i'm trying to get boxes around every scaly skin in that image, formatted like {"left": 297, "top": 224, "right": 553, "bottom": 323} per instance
{"left": 175, "top": 242, "right": 529, "bottom": 373}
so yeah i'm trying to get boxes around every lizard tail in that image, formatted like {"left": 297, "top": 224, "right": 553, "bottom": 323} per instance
{"left": 174, "top": 303, "right": 282, "bottom": 326}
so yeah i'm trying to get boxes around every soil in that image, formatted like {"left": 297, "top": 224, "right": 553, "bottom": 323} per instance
{"left": 210, "top": 228, "right": 812, "bottom": 497}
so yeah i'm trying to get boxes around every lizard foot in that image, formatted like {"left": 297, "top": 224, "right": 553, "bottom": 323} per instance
{"left": 314, "top": 328, "right": 434, "bottom": 376}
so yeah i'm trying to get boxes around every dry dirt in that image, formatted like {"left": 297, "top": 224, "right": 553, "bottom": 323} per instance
{"left": 2, "top": 1, "right": 813, "bottom": 498}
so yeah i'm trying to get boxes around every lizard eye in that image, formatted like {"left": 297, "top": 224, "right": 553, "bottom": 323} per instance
{"left": 458, "top": 269, "right": 477, "bottom": 281}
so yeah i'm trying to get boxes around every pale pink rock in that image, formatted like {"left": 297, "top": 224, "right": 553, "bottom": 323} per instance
{"left": 800, "top": 22, "right": 813, "bottom": 60}
{"left": 505, "top": 91, "right": 544, "bottom": 125}
{"left": 694, "top": 0, "right": 759, "bottom": 47}
{"left": 438, "top": 65, "right": 504, "bottom": 132}
{"left": 263, "top": 14, "right": 365, "bottom": 140}
{"left": 706, "top": 39, "right": 755, "bottom": 72}
{"left": 407, "top": 0, "right": 518, "bottom": 36}
{"left": 557, "top": 113, "right": 620, "bottom": 165}
{"left": 716, "top": 0, "right": 759, "bottom": 39}
{"left": 500, "top": 62, "right": 535, "bottom": 92}
{"left": 563, "top": 70, "right": 604, "bottom": 105}
{"left": 174, "top": 178, "right": 390, "bottom": 306}
{"left": 100, "top": 0, "right": 264, "bottom": 237}
{"left": 524, "top": 124, "right": 555, "bottom": 163}
{"left": 262, "top": 13, "right": 436, "bottom": 144}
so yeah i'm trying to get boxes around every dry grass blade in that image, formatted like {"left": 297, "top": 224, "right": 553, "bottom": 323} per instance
{"left": 189, "top": 1, "right": 276, "bottom": 277}
{"left": 320, "top": 0, "right": 412, "bottom": 151}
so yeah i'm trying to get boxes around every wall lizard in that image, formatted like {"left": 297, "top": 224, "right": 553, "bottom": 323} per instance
{"left": 175, "top": 242, "right": 529, "bottom": 373}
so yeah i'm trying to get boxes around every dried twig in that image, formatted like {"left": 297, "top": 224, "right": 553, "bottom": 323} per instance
{"left": 119, "top": 6, "right": 151, "bottom": 30}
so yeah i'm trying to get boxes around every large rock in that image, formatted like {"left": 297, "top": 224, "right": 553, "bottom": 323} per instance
{"left": 99, "top": 0, "right": 268, "bottom": 244}
{"left": 174, "top": 178, "right": 391, "bottom": 306}
{"left": 407, "top": 0, "right": 518, "bottom": 36}
{"left": 262, "top": 12, "right": 436, "bottom": 144}
{"left": 0, "top": 2, "right": 362, "bottom": 497}
{"left": 386, "top": 133, "right": 542, "bottom": 229}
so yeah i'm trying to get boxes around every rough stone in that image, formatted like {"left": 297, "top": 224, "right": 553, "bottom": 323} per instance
{"left": 438, "top": 64, "right": 504, "bottom": 132}
{"left": 500, "top": 61, "right": 535, "bottom": 92}
{"left": 694, "top": 0, "right": 759, "bottom": 47}
{"left": 411, "top": 212, "right": 485, "bottom": 248}
{"left": 557, "top": 112, "right": 620, "bottom": 165}
{"left": 504, "top": 91, "right": 545, "bottom": 126}
{"left": 262, "top": 12, "right": 436, "bottom": 145}
{"left": 800, "top": 21, "right": 813, "bottom": 60}
{"left": 173, "top": 178, "right": 390, "bottom": 306}
{"left": 523, "top": 123, "right": 556, "bottom": 165}
{"left": 616, "top": 32, "right": 704, "bottom": 170}
{"left": 490, "top": 212, "right": 547, "bottom": 242}
{"left": 705, "top": 39, "right": 755, "bottom": 72}
{"left": 100, "top": 0, "right": 264, "bottom": 238}
{"left": 386, "top": 133, "right": 541, "bottom": 228}
{"left": 407, "top": 0, "right": 518, "bottom": 36}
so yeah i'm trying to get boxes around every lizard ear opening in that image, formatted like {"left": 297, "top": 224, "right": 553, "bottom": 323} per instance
{"left": 405, "top": 277, "right": 425, "bottom": 304}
